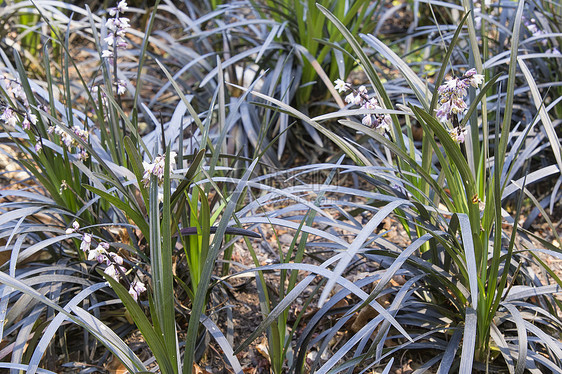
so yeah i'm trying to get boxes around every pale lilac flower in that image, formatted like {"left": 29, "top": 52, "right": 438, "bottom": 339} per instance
{"left": 104, "top": 264, "right": 126, "bottom": 281}
{"left": 141, "top": 152, "right": 177, "bottom": 187}
{"left": 449, "top": 127, "right": 468, "bottom": 144}
{"left": 66, "top": 221, "right": 80, "bottom": 234}
{"left": 51, "top": 124, "right": 88, "bottom": 151}
{"left": 105, "top": 17, "right": 129, "bottom": 32}
{"left": 344, "top": 92, "right": 356, "bottom": 104}
{"left": 464, "top": 68, "right": 485, "bottom": 88}
{"left": 88, "top": 244, "right": 108, "bottom": 263}
{"left": 104, "top": 34, "right": 115, "bottom": 46}
{"left": 116, "top": 80, "right": 127, "bottom": 95}
{"left": 334, "top": 79, "right": 349, "bottom": 93}
{"left": 9, "top": 83, "right": 25, "bottom": 102}
{"left": 72, "top": 125, "right": 89, "bottom": 143}
{"left": 436, "top": 101, "right": 451, "bottom": 123}
{"left": 128, "top": 280, "right": 146, "bottom": 301}
{"left": 435, "top": 69, "right": 484, "bottom": 124}
{"left": 80, "top": 233, "right": 92, "bottom": 252}
{"left": 103, "top": 1, "right": 130, "bottom": 60}
{"left": 90, "top": 85, "right": 108, "bottom": 106}
{"left": 34, "top": 143, "right": 42, "bottom": 153}
{"left": 115, "top": 37, "right": 128, "bottom": 49}
{"left": 117, "top": 0, "right": 128, "bottom": 12}
{"left": 22, "top": 117, "right": 31, "bottom": 130}
{"left": 77, "top": 150, "right": 89, "bottom": 161}
{"left": 337, "top": 83, "right": 391, "bottom": 133}
{"left": 28, "top": 113, "right": 37, "bottom": 125}
{"left": 474, "top": 7, "right": 482, "bottom": 30}
{"left": 524, "top": 18, "right": 548, "bottom": 46}
{"left": 344, "top": 92, "right": 363, "bottom": 106}
{"left": 450, "top": 97, "right": 467, "bottom": 114}
{"left": 108, "top": 251, "right": 123, "bottom": 265}
{"left": 21, "top": 112, "right": 37, "bottom": 130}
{"left": 1, "top": 108, "right": 18, "bottom": 127}
{"left": 359, "top": 97, "right": 392, "bottom": 132}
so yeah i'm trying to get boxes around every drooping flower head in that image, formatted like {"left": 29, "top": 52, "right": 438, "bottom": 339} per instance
{"left": 128, "top": 281, "right": 147, "bottom": 301}
{"left": 141, "top": 152, "right": 177, "bottom": 187}
{"left": 102, "top": 0, "right": 130, "bottom": 61}
{"left": 335, "top": 80, "right": 391, "bottom": 134}
{"left": 104, "top": 264, "right": 127, "bottom": 281}
{"left": 435, "top": 69, "right": 484, "bottom": 125}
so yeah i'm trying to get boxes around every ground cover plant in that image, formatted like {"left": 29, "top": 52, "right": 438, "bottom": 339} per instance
{"left": 0, "top": 0, "right": 561, "bottom": 373}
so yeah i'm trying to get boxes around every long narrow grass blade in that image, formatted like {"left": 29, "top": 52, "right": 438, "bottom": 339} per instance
{"left": 316, "top": 4, "right": 403, "bottom": 145}
{"left": 149, "top": 148, "right": 178, "bottom": 373}
{"left": 436, "top": 328, "right": 463, "bottom": 373}
{"left": 200, "top": 316, "right": 243, "bottom": 374}
{"left": 503, "top": 303, "right": 528, "bottom": 374}
{"left": 459, "top": 307, "right": 477, "bottom": 374}
{"left": 361, "top": 34, "right": 431, "bottom": 111}
{"left": 518, "top": 58, "right": 562, "bottom": 173}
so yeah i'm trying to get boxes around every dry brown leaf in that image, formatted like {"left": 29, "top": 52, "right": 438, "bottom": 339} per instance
{"left": 193, "top": 362, "right": 212, "bottom": 374}
{"left": 105, "top": 355, "right": 127, "bottom": 374}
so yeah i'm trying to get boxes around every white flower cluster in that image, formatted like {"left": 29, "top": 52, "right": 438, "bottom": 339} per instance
{"left": 334, "top": 79, "right": 391, "bottom": 133}
{"left": 435, "top": 68, "right": 484, "bottom": 143}
{"left": 102, "top": 0, "right": 130, "bottom": 61}
{"left": 48, "top": 124, "right": 90, "bottom": 161}
{"left": 67, "top": 221, "right": 146, "bottom": 301}
{"left": 142, "top": 152, "right": 177, "bottom": 188}
{"left": 0, "top": 75, "right": 38, "bottom": 131}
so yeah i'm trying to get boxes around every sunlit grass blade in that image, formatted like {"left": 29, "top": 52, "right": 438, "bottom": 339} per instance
{"left": 149, "top": 148, "right": 178, "bottom": 373}
{"left": 518, "top": 58, "right": 562, "bottom": 173}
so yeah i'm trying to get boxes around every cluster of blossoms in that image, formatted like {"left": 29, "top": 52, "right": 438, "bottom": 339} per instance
{"left": 334, "top": 79, "right": 392, "bottom": 133}
{"left": 48, "top": 124, "right": 90, "bottom": 161}
{"left": 524, "top": 18, "right": 547, "bottom": 46}
{"left": 0, "top": 75, "right": 38, "bottom": 131}
{"left": 142, "top": 151, "right": 177, "bottom": 187}
{"left": 435, "top": 68, "right": 484, "bottom": 143}
{"left": 67, "top": 221, "right": 147, "bottom": 301}
{"left": 102, "top": 0, "right": 129, "bottom": 61}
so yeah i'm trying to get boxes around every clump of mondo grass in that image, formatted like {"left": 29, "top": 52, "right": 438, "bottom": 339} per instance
{"left": 236, "top": 3, "right": 562, "bottom": 372}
